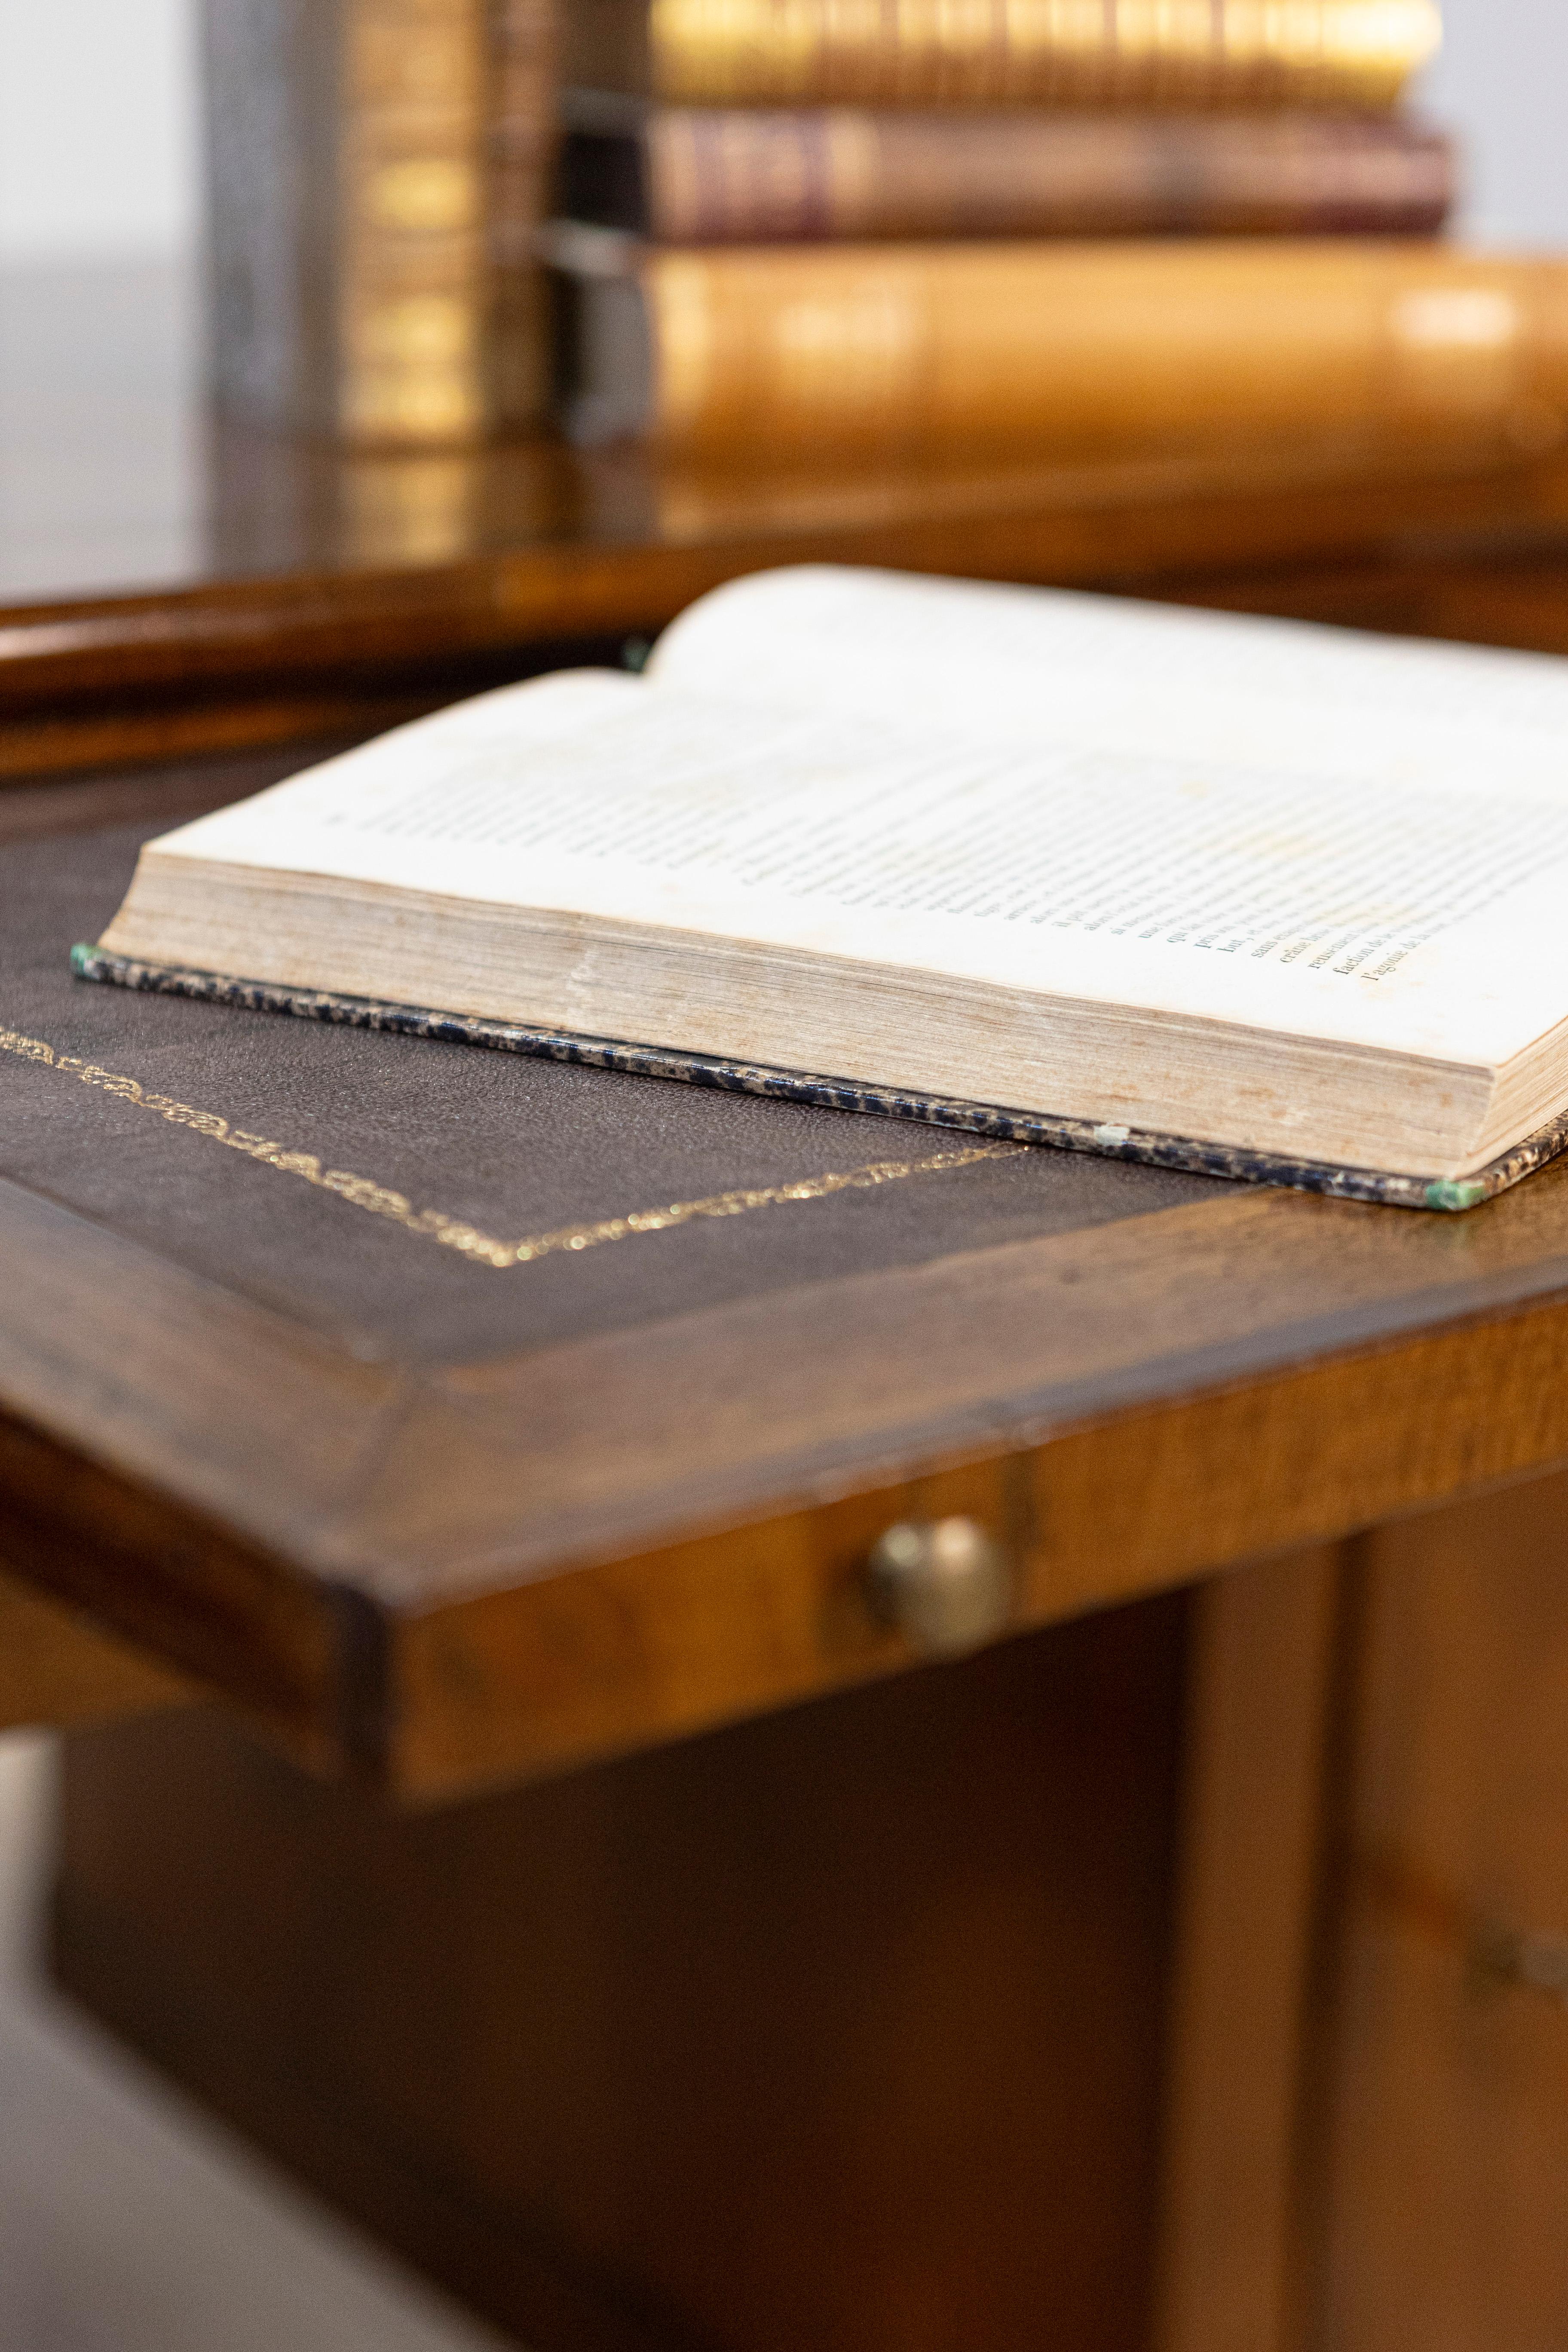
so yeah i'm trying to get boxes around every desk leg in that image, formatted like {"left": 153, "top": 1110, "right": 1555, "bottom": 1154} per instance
{"left": 1315, "top": 1470, "right": 1568, "bottom": 2350}
{"left": 46, "top": 1503, "right": 1568, "bottom": 2349}
{"left": 1155, "top": 1544, "right": 1346, "bottom": 2352}
{"left": 49, "top": 1598, "right": 1188, "bottom": 2352}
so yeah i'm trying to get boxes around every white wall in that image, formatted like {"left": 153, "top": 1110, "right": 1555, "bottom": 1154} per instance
{"left": 0, "top": 0, "right": 1564, "bottom": 262}
{"left": 1419, "top": 0, "right": 1568, "bottom": 247}
{"left": 0, "top": 0, "right": 200, "bottom": 263}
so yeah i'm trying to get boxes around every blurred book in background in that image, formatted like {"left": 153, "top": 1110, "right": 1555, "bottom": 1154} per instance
{"left": 202, "top": 0, "right": 1556, "bottom": 478}
{"left": 561, "top": 0, "right": 1444, "bottom": 110}
{"left": 205, "top": 0, "right": 556, "bottom": 445}
{"left": 558, "top": 103, "right": 1456, "bottom": 245}
{"left": 548, "top": 0, "right": 1496, "bottom": 462}
{"left": 548, "top": 234, "right": 1568, "bottom": 459}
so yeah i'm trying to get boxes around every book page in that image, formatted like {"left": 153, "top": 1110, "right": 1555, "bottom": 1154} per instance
{"left": 139, "top": 666, "right": 1568, "bottom": 1071}
{"left": 648, "top": 565, "right": 1568, "bottom": 800}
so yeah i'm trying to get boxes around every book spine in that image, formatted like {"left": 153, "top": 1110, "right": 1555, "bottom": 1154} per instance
{"left": 640, "top": 110, "right": 1455, "bottom": 243}
{"left": 203, "top": 0, "right": 556, "bottom": 444}
{"left": 644, "top": 0, "right": 1443, "bottom": 111}
{"left": 205, "top": 0, "right": 339, "bottom": 429}
{"left": 638, "top": 243, "right": 1568, "bottom": 456}
{"left": 486, "top": 0, "right": 560, "bottom": 431}
{"left": 336, "top": 0, "right": 491, "bottom": 442}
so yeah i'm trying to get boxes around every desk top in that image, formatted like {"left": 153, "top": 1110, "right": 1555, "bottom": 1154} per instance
{"left": 13, "top": 262, "right": 1568, "bottom": 1798}
{"left": 18, "top": 260, "right": 1568, "bottom": 788}
{"left": 7, "top": 752, "right": 1568, "bottom": 1799}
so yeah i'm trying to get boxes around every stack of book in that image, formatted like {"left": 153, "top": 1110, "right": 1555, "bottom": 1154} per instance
{"left": 542, "top": 0, "right": 1566, "bottom": 465}
{"left": 204, "top": 1, "right": 1568, "bottom": 470}
{"left": 207, "top": 0, "right": 557, "bottom": 444}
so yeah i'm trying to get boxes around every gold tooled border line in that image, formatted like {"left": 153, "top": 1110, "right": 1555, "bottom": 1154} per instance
{"left": 0, "top": 1024, "right": 1020, "bottom": 1272}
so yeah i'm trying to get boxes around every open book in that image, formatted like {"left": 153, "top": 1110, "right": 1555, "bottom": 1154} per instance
{"left": 84, "top": 566, "right": 1568, "bottom": 1212}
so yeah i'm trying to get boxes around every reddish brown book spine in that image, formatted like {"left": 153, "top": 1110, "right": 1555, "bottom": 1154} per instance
{"left": 595, "top": 109, "right": 1457, "bottom": 243}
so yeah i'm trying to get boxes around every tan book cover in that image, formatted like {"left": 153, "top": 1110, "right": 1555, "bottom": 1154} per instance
{"left": 547, "top": 236, "right": 1568, "bottom": 460}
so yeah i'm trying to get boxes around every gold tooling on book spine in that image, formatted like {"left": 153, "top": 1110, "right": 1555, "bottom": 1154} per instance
{"left": 647, "top": 0, "right": 1442, "bottom": 110}
{"left": 0, "top": 1025, "right": 1017, "bottom": 1272}
{"left": 337, "top": 0, "right": 488, "bottom": 442}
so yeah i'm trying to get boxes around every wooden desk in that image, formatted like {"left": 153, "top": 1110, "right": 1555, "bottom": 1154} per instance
{"left": 18, "top": 257, "right": 1568, "bottom": 785}
{"left": 7, "top": 262, "right": 1568, "bottom": 2352}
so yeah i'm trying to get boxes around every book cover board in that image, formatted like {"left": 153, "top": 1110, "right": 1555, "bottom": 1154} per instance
{"left": 74, "top": 948, "right": 1565, "bottom": 1215}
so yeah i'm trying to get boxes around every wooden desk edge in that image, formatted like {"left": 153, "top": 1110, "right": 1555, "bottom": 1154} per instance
{"left": 13, "top": 444, "right": 1568, "bottom": 1781}
{"left": 3, "top": 1261, "right": 1566, "bottom": 1799}
{"left": 12, "top": 436, "right": 1568, "bottom": 778}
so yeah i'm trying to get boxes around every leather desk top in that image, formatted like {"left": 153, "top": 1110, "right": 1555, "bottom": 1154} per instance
{"left": 10, "top": 819, "right": 1218, "bottom": 1368}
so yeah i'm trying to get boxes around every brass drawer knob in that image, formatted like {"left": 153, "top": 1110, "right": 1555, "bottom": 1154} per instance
{"left": 866, "top": 1517, "right": 1014, "bottom": 1659}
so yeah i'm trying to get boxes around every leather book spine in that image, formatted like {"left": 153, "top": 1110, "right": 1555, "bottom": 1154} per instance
{"left": 336, "top": 0, "right": 491, "bottom": 443}
{"left": 566, "top": 0, "right": 1443, "bottom": 111}
{"left": 486, "top": 0, "right": 560, "bottom": 431}
{"left": 203, "top": 0, "right": 556, "bottom": 444}
{"left": 631, "top": 242, "right": 1568, "bottom": 459}
{"left": 634, "top": 109, "right": 1455, "bottom": 242}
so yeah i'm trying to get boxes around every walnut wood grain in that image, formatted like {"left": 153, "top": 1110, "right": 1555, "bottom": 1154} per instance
{"left": 0, "top": 1562, "right": 197, "bottom": 1732}
{"left": 0, "top": 1177, "right": 406, "bottom": 1762}
{"left": 1154, "top": 1546, "right": 1344, "bottom": 2352}
{"left": 0, "top": 689, "right": 484, "bottom": 784}
{"left": 1311, "top": 1475, "right": 1568, "bottom": 2349}
{"left": 1161, "top": 544, "right": 1568, "bottom": 658}
{"left": 12, "top": 429, "right": 1568, "bottom": 776}
{"left": 8, "top": 1128, "right": 1568, "bottom": 1794}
